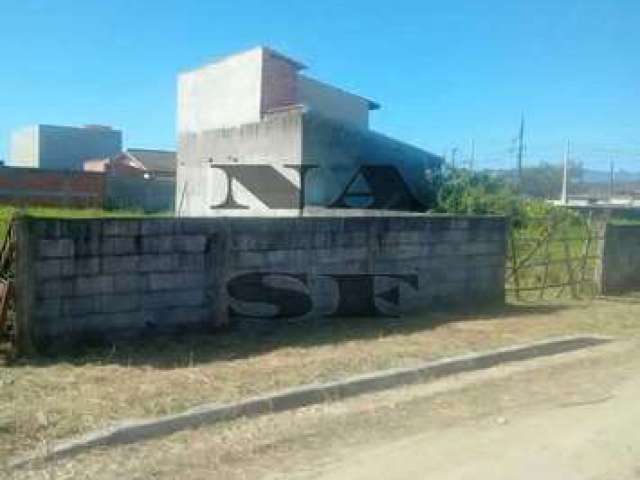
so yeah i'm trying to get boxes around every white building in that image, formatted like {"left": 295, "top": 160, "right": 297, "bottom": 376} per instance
{"left": 176, "top": 47, "right": 441, "bottom": 217}
{"left": 9, "top": 124, "right": 122, "bottom": 171}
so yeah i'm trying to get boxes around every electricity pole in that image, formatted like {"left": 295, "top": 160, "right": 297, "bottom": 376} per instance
{"left": 516, "top": 114, "right": 525, "bottom": 183}
{"left": 561, "top": 140, "right": 570, "bottom": 205}
{"left": 469, "top": 139, "right": 475, "bottom": 170}
{"left": 451, "top": 148, "right": 458, "bottom": 169}
{"left": 609, "top": 161, "right": 615, "bottom": 200}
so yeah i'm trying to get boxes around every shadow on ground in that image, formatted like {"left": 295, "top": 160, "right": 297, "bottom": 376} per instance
{"left": 1, "top": 302, "right": 571, "bottom": 369}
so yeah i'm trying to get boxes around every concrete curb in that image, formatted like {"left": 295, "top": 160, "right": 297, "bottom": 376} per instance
{"left": 9, "top": 334, "right": 611, "bottom": 468}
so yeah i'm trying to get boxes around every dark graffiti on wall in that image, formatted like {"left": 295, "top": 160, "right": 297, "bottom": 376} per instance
{"left": 17, "top": 216, "right": 506, "bottom": 352}
{"left": 227, "top": 272, "right": 420, "bottom": 319}
{"left": 209, "top": 163, "right": 427, "bottom": 211}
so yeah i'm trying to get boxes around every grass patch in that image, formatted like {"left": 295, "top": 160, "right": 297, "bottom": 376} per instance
{"left": 0, "top": 205, "right": 169, "bottom": 239}
{"left": 507, "top": 216, "right": 601, "bottom": 300}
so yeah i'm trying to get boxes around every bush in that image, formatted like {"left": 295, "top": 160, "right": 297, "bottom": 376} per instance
{"left": 434, "top": 167, "right": 581, "bottom": 230}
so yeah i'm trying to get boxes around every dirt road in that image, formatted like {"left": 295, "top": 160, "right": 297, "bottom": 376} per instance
{"left": 264, "top": 339, "right": 640, "bottom": 480}
{"left": 310, "top": 361, "right": 640, "bottom": 480}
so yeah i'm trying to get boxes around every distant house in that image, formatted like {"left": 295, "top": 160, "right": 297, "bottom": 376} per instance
{"left": 10, "top": 124, "right": 122, "bottom": 170}
{"left": 84, "top": 149, "right": 176, "bottom": 178}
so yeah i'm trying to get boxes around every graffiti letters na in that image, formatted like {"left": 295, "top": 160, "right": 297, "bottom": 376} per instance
{"left": 209, "top": 163, "right": 424, "bottom": 211}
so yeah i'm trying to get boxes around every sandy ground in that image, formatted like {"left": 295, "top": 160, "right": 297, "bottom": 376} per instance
{"left": 7, "top": 336, "right": 640, "bottom": 479}
{"left": 302, "top": 353, "right": 640, "bottom": 480}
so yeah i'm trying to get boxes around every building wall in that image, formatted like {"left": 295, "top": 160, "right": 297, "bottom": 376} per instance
{"left": 176, "top": 110, "right": 443, "bottom": 216}
{"left": 15, "top": 215, "right": 506, "bottom": 353}
{"left": 302, "top": 114, "right": 442, "bottom": 208}
{"left": 177, "top": 109, "right": 304, "bottom": 216}
{"left": 175, "top": 48, "right": 441, "bottom": 217}
{"left": 178, "top": 48, "right": 264, "bottom": 134}
{"left": 105, "top": 176, "right": 175, "bottom": 213}
{"left": 261, "top": 51, "right": 299, "bottom": 113}
{"left": 0, "top": 167, "right": 105, "bottom": 207}
{"left": 298, "top": 75, "right": 371, "bottom": 129}
{"left": 9, "top": 126, "right": 39, "bottom": 168}
{"left": 0, "top": 167, "right": 173, "bottom": 211}
{"left": 38, "top": 125, "right": 122, "bottom": 170}
{"left": 177, "top": 47, "right": 372, "bottom": 135}
{"left": 600, "top": 224, "right": 640, "bottom": 293}
{"left": 9, "top": 125, "right": 122, "bottom": 170}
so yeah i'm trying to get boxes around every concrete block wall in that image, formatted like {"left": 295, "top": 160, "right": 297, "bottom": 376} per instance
{"left": 600, "top": 224, "right": 640, "bottom": 294}
{"left": 15, "top": 215, "right": 506, "bottom": 353}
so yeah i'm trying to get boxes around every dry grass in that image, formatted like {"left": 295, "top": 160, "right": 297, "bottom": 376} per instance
{"left": 8, "top": 326, "right": 639, "bottom": 480}
{"left": 2, "top": 297, "right": 640, "bottom": 464}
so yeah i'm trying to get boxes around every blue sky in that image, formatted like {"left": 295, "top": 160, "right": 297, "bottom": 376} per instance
{"left": 1, "top": 0, "right": 638, "bottom": 170}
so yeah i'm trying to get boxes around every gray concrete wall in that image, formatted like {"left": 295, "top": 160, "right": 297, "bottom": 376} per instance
{"left": 177, "top": 108, "right": 304, "bottom": 216}
{"left": 302, "top": 115, "right": 443, "bottom": 209}
{"left": 261, "top": 50, "right": 299, "bottom": 114}
{"left": 176, "top": 110, "right": 443, "bottom": 216}
{"left": 105, "top": 176, "right": 175, "bottom": 213}
{"left": 600, "top": 224, "right": 640, "bottom": 294}
{"left": 15, "top": 215, "right": 506, "bottom": 353}
{"left": 9, "top": 125, "right": 122, "bottom": 170}
{"left": 298, "top": 75, "right": 371, "bottom": 129}
{"left": 177, "top": 46, "right": 372, "bottom": 135}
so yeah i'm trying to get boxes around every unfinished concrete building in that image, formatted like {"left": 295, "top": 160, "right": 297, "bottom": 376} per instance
{"left": 176, "top": 47, "right": 442, "bottom": 216}
{"left": 9, "top": 124, "right": 122, "bottom": 171}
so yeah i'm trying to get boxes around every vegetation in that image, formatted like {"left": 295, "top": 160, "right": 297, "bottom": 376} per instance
{"left": 434, "top": 166, "right": 570, "bottom": 224}
{"left": 434, "top": 167, "right": 599, "bottom": 300}
{"left": 0, "top": 206, "right": 167, "bottom": 240}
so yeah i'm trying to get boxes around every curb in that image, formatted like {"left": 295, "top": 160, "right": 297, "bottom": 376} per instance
{"left": 9, "top": 334, "right": 611, "bottom": 468}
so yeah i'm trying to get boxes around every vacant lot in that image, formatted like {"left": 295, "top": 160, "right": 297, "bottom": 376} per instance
{"left": 7, "top": 316, "right": 639, "bottom": 480}
{"left": 3, "top": 296, "right": 640, "bottom": 464}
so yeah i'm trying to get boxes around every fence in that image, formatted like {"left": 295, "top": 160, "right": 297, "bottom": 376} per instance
{"left": 506, "top": 212, "right": 604, "bottom": 300}
{"left": 0, "top": 167, "right": 175, "bottom": 213}
{"left": 105, "top": 175, "right": 175, "bottom": 212}
{"left": 11, "top": 215, "right": 506, "bottom": 353}
{"left": 0, "top": 167, "right": 104, "bottom": 208}
{"left": 600, "top": 223, "right": 640, "bottom": 294}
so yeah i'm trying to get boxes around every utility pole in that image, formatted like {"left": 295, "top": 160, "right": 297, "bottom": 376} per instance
{"left": 516, "top": 114, "right": 525, "bottom": 183}
{"left": 469, "top": 139, "right": 475, "bottom": 170}
{"left": 451, "top": 148, "right": 458, "bottom": 169}
{"left": 609, "top": 160, "right": 615, "bottom": 200}
{"left": 561, "top": 140, "right": 570, "bottom": 205}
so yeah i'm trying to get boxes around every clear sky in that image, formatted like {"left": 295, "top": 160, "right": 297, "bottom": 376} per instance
{"left": 1, "top": 0, "right": 638, "bottom": 170}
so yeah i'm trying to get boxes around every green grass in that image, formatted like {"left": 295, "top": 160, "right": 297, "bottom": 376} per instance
{"left": 0, "top": 205, "right": 168, "bottom": 239}
{"left": 607, "top": 218, "right": 640, "bottom": 226}
{"left": 507, "top": 218, "right": 599, "bottom": 300}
